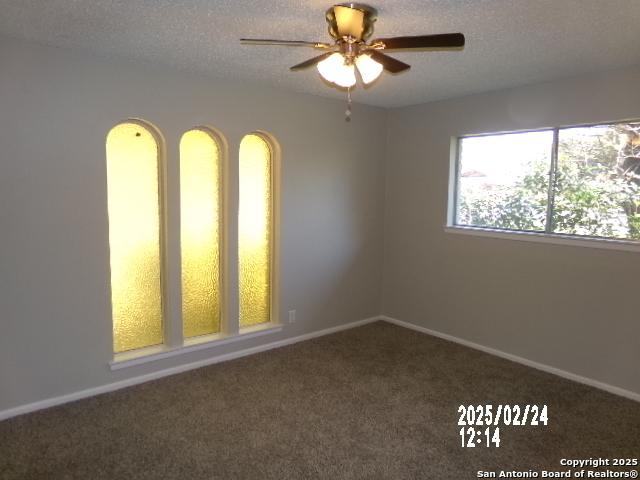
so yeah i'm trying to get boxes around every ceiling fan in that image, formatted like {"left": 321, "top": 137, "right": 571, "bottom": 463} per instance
{"left": 240, "top": 3, "right": 465, "bottom": 90}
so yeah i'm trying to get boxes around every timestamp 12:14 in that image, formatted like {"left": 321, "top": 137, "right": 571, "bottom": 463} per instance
{"left": 460, "top": 426, "right": 501, "bottom": 448}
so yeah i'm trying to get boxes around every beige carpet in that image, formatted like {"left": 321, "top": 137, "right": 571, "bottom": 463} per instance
{"left": 0, "top": 321, "right": 638, "bottom": 479}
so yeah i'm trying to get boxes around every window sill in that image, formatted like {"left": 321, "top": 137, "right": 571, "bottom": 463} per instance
{"left": 110, "top": 323, "right": 283, "bottom": 371}
{"left": 444, "top": 225, "right": 640, "bottom": 253}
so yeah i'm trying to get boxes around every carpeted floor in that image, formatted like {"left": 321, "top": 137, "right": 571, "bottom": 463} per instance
{"left": 0, "top": 321, "right": 638, "bottom": 479}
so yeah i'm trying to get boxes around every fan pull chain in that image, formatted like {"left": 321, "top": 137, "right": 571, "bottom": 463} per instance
{"left": 345, "top": 86, "right": 352, "bottom": 122}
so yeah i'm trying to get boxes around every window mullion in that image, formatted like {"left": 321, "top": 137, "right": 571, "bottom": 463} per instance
{"left": 545, "top": 128, "right": 560, "bottom": 234}
{"left": 164, "top": 139, "right": 184, "bottom": 349}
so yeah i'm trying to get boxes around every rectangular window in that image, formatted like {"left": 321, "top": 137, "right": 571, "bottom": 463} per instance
{"left": 453, "top": 121, "right": 640, "bottom": 242}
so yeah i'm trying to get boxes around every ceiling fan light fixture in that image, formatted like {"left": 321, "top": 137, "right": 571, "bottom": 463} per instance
{"left": 355, "top": 53, "right": 383, "bottom": 84}
{"left": 317, "top": 52, "right": 356, "bottom": 88}
{"left": 242, "top": 3, "right": 466, "bottom": 103}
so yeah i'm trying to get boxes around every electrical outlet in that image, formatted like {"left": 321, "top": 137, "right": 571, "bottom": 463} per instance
{"left": 288, "top": 309, "right": 296, "bottom": 323}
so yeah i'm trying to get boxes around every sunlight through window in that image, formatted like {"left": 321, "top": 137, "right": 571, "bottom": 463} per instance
{"left": 239, "top": 134, "right": 272, "bottom": 327}
{"left": 180, "top": 128, "right": 222, "bottom": 338}
{"left": 106, "top": 122, "right": 164, "bottom": 353}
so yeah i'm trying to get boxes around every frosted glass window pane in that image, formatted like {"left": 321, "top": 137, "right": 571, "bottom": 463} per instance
{"left": 239, "top": 134, "right": 272, "bottom": 327}
{"left": 106, "top": 123, "right": 163, "bottom": 353}
{"left": 180, "top": 129, "right": 222, "bottom": 338}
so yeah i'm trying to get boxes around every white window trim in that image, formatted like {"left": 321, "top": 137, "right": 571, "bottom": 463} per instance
{"left": 444, "top": 225, "right": 640, "bottom": 253}
{"left": 110, "top": 322, "right": 283, "bottom": 371}
{"left": 108, "top": 128, "right": 284, "bottom": 370}
{"left": 447, "top": 118, "right": 640, "bottom": 251}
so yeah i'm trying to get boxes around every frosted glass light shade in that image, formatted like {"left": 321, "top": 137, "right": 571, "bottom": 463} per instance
{"left": 180, "top": 129, "right": 222, "bottom": 338}
{"left": 239, "top": 134, "right": 272, "bottom": 327}
{"left": 106, "top": 122, "right": 164, "bottom": 353}
{"left": 355, "top": 54, "right": 383, "bottom": 84}
{"left": 317, "top": 53, "right": 356, "bottom": 88}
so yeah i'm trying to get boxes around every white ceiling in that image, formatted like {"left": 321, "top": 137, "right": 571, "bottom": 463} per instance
{"left": 1, "top": 0, "right": 639, "bottom": 108}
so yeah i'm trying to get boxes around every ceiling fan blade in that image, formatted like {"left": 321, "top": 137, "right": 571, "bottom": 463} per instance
{"left": 369, "top": 51, "right": 410, "bottom": 73}
{"left": 241, "top": 38, "right": 330, "bottom": 48}
{"left": 375, "top": 33, "right": 465, "bottom": 50}
{"left": 290, "top": 52, "right": 334, "bottom": 71}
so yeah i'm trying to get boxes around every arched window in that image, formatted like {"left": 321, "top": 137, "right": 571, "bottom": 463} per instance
{"left": 180, "top": 128, "right": 223, "bottom": 338}
{"left": 239, "top": 134, "right": 273, "bottom": 327}
{"left": 106, "top": 121, "right": 164, "bottom": 353}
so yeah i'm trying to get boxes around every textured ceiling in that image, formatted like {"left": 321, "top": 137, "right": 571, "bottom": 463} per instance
{"left": 0, "top": 0, "right": 639, "bottom": 108}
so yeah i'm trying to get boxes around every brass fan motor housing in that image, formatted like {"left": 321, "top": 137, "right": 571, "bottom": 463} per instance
{"left": 326, "top": 3, "right": 378, "bottom": 42}
{"left": 240, "top": 4, "right": 465, "bottom": 80}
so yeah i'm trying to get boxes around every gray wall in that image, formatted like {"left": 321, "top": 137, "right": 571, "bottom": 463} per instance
{"left": 2, "top": 33, "right": 638, "bottom": 414}
{"left": 382, "top": 66, "right": 640, "bottom": 395}
{"left": 0, "top": 36, "right": 386, "bottom": 412}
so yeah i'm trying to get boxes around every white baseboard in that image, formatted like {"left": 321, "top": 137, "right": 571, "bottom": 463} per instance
{"left": 380, "top": 315, "right": 640, "bottom": 403}
{"left": 2, "top": 314, "right": 637, "bottom": 421}
{"left": 0, "top": 316, "right": 380, "bottom": 421}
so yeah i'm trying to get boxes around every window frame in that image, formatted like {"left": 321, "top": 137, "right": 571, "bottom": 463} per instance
{"left": 447, "top": 118, "right": 640, "bottom": 252}
{"left": 108, "top": 125, "right": 282, "bottom": 369}
{"left": 179, "top": 126, "right": 226, "bottom": 340}
{"left": 238, "top": 131, "right": 280, "bottom": 331}
{"left": 106, "top": 119, "right": 168, "bottom": 354}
